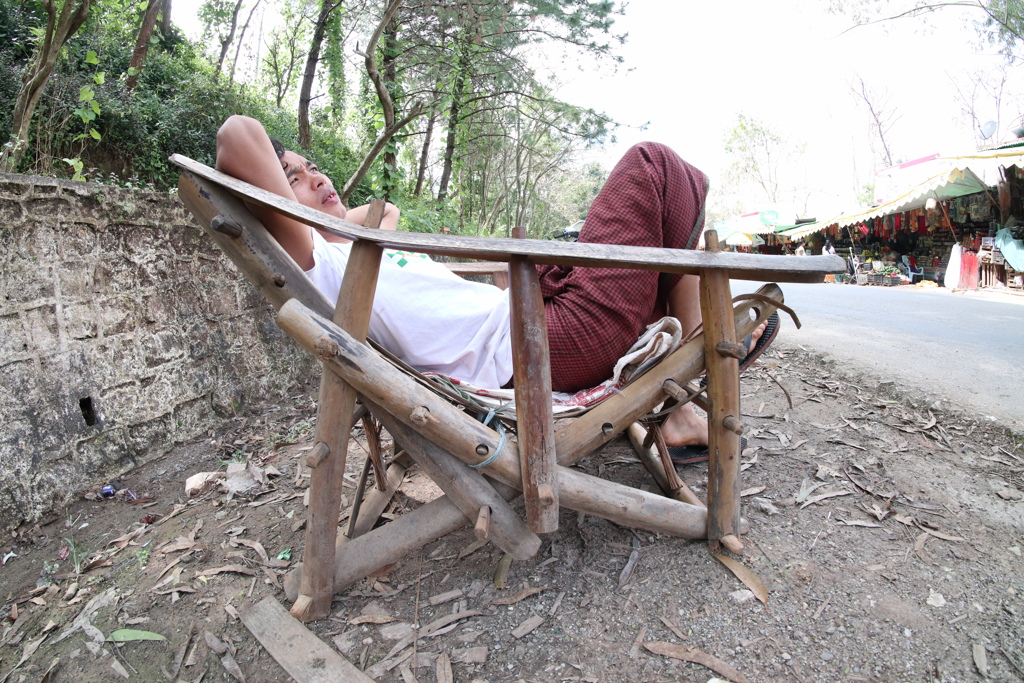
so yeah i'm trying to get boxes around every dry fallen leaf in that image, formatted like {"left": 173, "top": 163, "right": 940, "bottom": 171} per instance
{"left": 490, "top": 587, "right": 547, "bottom": 606}
{"left": 800, "top": 490, "right": 853, "bottom": 509}
{"left": 511, "top": 615, "right": 544, "bottom": 639}
{"left": 436, "top": 652, "right": 454, "bottom": 683}
{"left": 837, "top": 519, "right": 883, "bottom": 528}
{"left": 205, "top": 630, "right": 228, "bottom": 655}
{"left": 232, "top": 538, "right": 269, "bottom": 564}
{"left": 713, "top": 554, "right": 768, "bottom": 606}
{"left": 348, "top": 614, "right": 399, "bottom": 626}
{"left": 158, "top": 536, "right": 196, "bottom": 555}
{"left": 198, "top": 564, "right": 256, "bottom": 578}
{"left": 926, "top": 591, "right": 947, "bottom": 607}
{"left": 220, "top": 652, "right": 246, "bottom": 682}
{"left": 644, "top": 641, "right": 751, "bottom": 683}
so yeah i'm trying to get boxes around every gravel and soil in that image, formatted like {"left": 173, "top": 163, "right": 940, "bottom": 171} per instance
{"left": 1, "top": 346, "right": 1022, "bottom": 683}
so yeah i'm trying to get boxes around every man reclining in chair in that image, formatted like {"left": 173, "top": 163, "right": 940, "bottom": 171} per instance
{"left": 215, "top": 115, "right": 769, "bottom": 460}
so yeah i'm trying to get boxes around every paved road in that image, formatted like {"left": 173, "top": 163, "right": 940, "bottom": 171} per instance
{"left": 735, "top": 282, "right": 1024, "bottom": 432}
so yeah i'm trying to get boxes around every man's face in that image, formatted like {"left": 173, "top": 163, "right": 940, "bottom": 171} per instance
{"left": 279, "top": 150, "right": 346, "bottom": 219}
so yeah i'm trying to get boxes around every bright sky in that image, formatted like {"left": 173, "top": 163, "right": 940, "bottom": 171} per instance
{"left": 176, "top": 0, "right": 1022, "bottom": 219}
{"left": 551, "top": 0, "right": 1020, "bottom": 218}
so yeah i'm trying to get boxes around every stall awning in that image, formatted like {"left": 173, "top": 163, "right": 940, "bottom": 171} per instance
{"left": 776, "top": 214, "right": 844, "bottom": 240}
{"left": 833, "top": 166, "right": 988, "bottom": 228}
{"left": 724, "top": 232, "right": 765, "bottom": 247}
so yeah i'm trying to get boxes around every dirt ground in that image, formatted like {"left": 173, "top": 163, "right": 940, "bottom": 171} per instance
{"left": 1, "top": 346, "right": 1022, "bottom": 683}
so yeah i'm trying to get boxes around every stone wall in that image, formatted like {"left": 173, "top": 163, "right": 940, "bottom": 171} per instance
{"left": 0, "top": 174, "right": 317, "bottom": 532}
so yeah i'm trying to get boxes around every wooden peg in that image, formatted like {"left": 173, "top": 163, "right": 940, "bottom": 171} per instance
{"left": 211, "top": 215, "right": 243, "bottom": 238}
{"left": 474, "top": 506, "right": 491, "bottom": 541}
{"left": 719, "top": 534, "right": 744, "bottom": 554}
{"left": 722, "top": 415, "right": 746, "bottom": 436}
{"left": 716, "top": 341, "right": 748, "bottom": 360}
{"left": 306, "top": 441, "right": 329, "bottom": 468}
{"left": 663, "top": 378, "right": 686, "bottom": 401}
{"left": 662, "top": 379, "right": 701, "bottom": 408}
{"left": 410, "top": 406, "right": 438, "bottom": 425}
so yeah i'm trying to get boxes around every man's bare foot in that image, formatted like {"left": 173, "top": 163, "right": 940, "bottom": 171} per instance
{"left": 660, "top": 320, "right": 768, "bottom": 448}
{"left": 661, "top": 402, "right": 708, "bottom": 448}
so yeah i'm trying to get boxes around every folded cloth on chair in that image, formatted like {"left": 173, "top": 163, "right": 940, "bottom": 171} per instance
{"left": 426, "top": 317, "right": 683, "bottom": 419}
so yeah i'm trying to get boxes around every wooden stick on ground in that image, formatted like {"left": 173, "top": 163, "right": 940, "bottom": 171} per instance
{"left": 242, "top": 597, "right": 373, "bottom": 682}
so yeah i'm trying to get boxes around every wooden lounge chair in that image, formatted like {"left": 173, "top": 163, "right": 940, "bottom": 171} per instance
{"left": 171, "top": 154, "right": 846, "bottom": 622}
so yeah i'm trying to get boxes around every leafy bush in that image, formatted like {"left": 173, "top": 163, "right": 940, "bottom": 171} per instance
{"left": 0, "top": 9, "right": 365, "bottom": 193}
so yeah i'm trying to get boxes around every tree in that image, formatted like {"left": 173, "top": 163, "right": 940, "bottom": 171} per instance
{"left": 948, "top": 63, "right": 1021, "bottom": 145}
{"left": 227, "top": 0, "right": 261, "bottom": 83}
{"left": 339, "top": 0, "right": 423, "bottom": 204}
{"left": 849, "top": 75, "right": 900, "bottom": 167}
{"left": 296, "top": 0, "right": 363, "bottom": 149}
{"left": 0, "top": 0, "right": 93, "bottom": 173}
{"left": 262, "top": 2, "right": 311, "bottom": 107}
{"left": 199, "top": 0, "right": 244, "bottom": 77}
{"left": 126, "top": 0, "right": 164, "bottom": 93}
{"left": 724, "top": 114, "right": 786, "bottom": 204}
{"left": 831, "top": 0, "right": 1024, "bottom": 59}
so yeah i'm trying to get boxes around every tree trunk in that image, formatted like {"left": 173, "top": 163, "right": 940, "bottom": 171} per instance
{"left": 298, "top": 0, "right": 338, "bottom": 150}
{"left": 158, "top": 0, "right": 172, "bottom": 36}
{"left": 414, "top": 111, "right": 434, "bottom": 197}
{"left": 0, "top": 0, "right": 93, "bottom": 173}
{"left": 337, "top": 0, "right": 414, "bottom": 204}
{"left": 215, "top": 0, "right": 244, "bottom": 78}
{"left": 380, "top": 14, "right": 399, "bottom": 200}
{"left": 228, "top": 0, "right": 260, "bottom": 84}
{"left": 436, "top": 75, "right": 464, "bottom": 204}
{"left": 126, "top": 0, "right": 163, "bottom": 92}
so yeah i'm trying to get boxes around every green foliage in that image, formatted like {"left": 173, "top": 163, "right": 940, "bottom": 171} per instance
{"left": 0, "top": 0, "right": 625, "bottom": 235}
{"left": 0, "top": 0, "right": 42, "bottom": 62}
{"left": 395, "top": 193, "right": 459, "bottom": 234}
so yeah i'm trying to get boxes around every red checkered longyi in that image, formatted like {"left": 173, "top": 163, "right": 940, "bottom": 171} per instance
{"left": 538, "top": 142, "right": 708, "bottom": 392}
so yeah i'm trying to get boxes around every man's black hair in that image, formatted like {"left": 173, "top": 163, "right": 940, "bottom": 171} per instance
{"left": 269, "top": 137, "right": 285, "bottom": 159}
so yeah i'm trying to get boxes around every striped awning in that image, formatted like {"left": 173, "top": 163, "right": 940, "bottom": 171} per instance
{"left": 832, "top": 166, "right": 988, "bottom": 228}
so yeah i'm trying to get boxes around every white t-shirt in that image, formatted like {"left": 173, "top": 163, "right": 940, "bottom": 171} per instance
{"left": 305, "top": 229, "right": 514, "bottom": 388}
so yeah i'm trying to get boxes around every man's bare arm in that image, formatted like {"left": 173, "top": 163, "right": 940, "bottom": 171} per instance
{"left": 216, "top": 115, "right": 315, "bottom": 269}
{"left": 345, "top": 202, "right": 400, "bottom": 231}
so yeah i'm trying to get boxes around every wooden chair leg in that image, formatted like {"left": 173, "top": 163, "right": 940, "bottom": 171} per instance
{"left": 699, "top": 229, "right": 744, "bottom": 555}
{"left": 292, "top": 203, "right": 386, "bottom": 622}
{"left": 508, "top": 227, "right": 558, "bottom": 534}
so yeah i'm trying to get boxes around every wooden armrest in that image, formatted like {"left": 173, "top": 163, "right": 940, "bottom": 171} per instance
{"left": 446, "top": 262, "right": 509, "bottom": 275}
{"left": 171, "top": 155, "right": 846, "bottom": 283}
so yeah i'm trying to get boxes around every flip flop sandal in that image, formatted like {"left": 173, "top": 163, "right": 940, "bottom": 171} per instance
{"left": 740, "top": 311, "right": 779, "bottom": 373}
{"left": 667, "top": 436, "right": 748, "bottom": 465}
{"left": 700, "top": 311, "right": 780, "bottom": 389}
